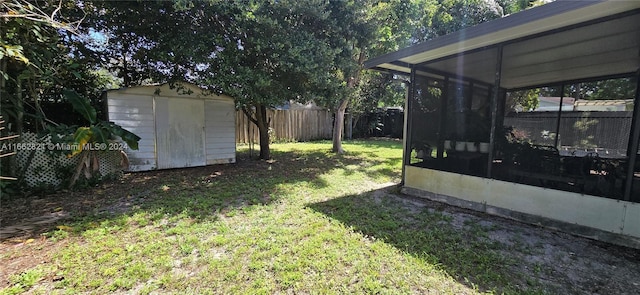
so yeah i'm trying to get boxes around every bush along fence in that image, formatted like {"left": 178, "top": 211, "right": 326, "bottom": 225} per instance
{"left": 352, "top": 108, "right": 404, "bottom": 139}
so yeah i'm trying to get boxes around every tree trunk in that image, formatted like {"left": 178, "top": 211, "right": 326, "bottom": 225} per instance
{"left": 254, "top": 104, "right": 271, "bottom": 160}
{"left": 242, "top": 104, "right": 271, "bottom": 160}
{"left": 11, "top": 79, "right": 24, "bottom": 176}
{"left": 352, "top": 115, "right": 361, "bottom": 138}
{"left": 331, "top": 50, "right": 366, "bottom": 154}
{"left": 332, "top": 98, "right": 349, "bottom": 153}
{"left": 15, "top": 79, "right": 23, "bottom": 136}
{"left": 122, "top": 42, "right": 131, "bottom": 87}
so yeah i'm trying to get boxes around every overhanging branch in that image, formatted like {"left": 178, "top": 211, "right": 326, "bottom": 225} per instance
{"left": 241, "top": 106, "right": 258, "bottom": 125}
{"left": 1, "top": 0, "right": 84, "bottom": 33}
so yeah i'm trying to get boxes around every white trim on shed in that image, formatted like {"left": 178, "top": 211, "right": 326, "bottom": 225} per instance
{"left": 106, "top": 83, "right": 236, "bottom": 171}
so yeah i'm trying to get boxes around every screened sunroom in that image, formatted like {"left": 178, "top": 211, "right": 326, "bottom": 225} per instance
{"left": 365, "top": 0, "right": 640, "bottom": 248}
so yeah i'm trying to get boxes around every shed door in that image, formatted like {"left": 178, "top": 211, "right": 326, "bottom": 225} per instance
{"left": 155, "top": 97, "right": 206, "bottom": 169}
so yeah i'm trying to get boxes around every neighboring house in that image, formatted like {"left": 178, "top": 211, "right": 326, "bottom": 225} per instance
{"left": 574, "top": 99, "right": 633, "bottom": 112}
{"left": 366, "top": 1, "right": 640, "bottom": 248}
{"left": 530, "top": 97, "right": 633, "bottom": 112}
{"left": 105, "top": 82, "right": 236, "bottom": 172}
{"left": 532, "top": 97, "right": 575, "bottom": 112}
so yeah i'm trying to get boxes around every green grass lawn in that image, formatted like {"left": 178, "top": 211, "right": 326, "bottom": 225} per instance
{"left": 2, "top": 139, "right": 544, "bottom": 294}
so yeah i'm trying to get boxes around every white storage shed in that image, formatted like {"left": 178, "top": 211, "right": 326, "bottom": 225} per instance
{"left": 105, "top": 83, "right": 236, "bottom": 172}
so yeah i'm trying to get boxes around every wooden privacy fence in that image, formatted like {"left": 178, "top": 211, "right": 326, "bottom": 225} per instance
{"left": 236, "top": 109, "right": 334, "bottom": 143}
{"left": 504, "top": 111, "right": 633, "bottom": 155}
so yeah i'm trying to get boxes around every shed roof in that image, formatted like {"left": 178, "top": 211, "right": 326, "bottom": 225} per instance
{"left": 105, "top": 82, "right": 233, "bottom": 102}
{"left": 365, "top": 0, "right": 640, "bottom": 90}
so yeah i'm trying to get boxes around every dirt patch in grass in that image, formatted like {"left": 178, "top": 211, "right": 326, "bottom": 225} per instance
{"left": 387, "top": 192, "right": 640, "bottom": 295}
{"left": 0, "top": 238, "right": 68, "bottom": 290}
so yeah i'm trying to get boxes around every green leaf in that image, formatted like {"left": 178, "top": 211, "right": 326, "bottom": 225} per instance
{"left": 2, "top": 45, "right": 29, "bottom": 64}
{"left": 71, "top": 127, "right": 93, "bottom": 156}
{"left": 90, "top": 126, "right": 109, "bottom": 143}
{"left": 63, "top": 89, "right": 97, "bottom": 124}
{"left": 109, "top": 123, "right": 141, "bottom": 150}
{"left": 32, "top": 28, "right": 43, "bottom": 41}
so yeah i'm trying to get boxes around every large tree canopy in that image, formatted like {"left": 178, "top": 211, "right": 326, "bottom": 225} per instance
{"left": 27, "top": 0, "right": 538, "bottom": 160}
{"left": 77, "top": 0, "right": 232, "bottom": 87}
{"left": 207, "top": 0, "right": 343, "bottom": 159}
{"left": 1, "top": 0, "right": 109, "bottom": 133}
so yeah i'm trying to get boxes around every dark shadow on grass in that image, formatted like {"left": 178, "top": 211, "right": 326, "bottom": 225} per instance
{"left": 307, "top": 185, "right": 528, "bottom": 294}
{"left": 1, "top": 140, "right": 401, "bottom": 241}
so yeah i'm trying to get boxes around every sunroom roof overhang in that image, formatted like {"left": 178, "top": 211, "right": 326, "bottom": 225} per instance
{"left": 365, "top": 0, "right": 640, "bottom": 90}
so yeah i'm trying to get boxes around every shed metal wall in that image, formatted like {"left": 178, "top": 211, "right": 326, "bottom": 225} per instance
{"left": 205, "top": 99, "right": 236, "bottom": 164}
{"left": 155, "top": 97, "right": 207, "bottom": 169}
{"left": 106, "top": 94, "right": 157, "bottom": 171}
